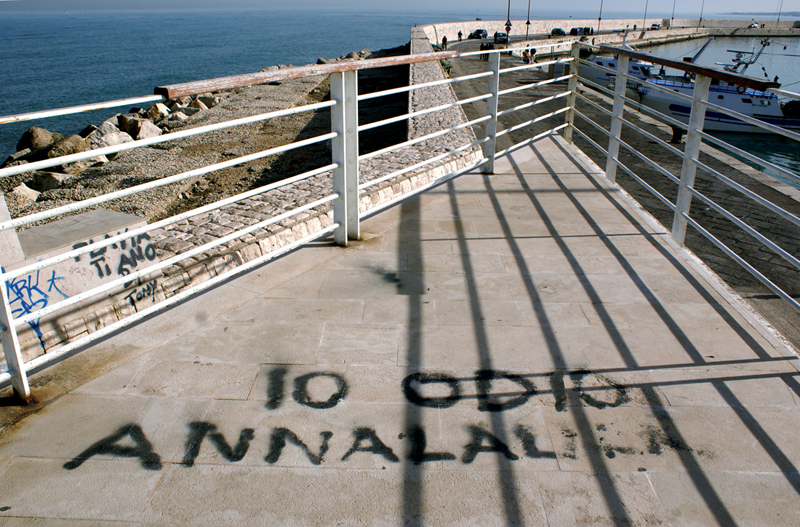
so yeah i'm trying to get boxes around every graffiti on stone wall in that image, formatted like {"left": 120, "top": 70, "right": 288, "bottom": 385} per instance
{"left": 72, "top": 231, "right": 157, "bottom": 283}
{"left": 1, "top": 228, "right": 160, "bottom": 350}
{"left": 3, "top": 267, "right": 69, "bottom": 344}
{"left": 123, "top": 279, "right": 158, "bottom": 308}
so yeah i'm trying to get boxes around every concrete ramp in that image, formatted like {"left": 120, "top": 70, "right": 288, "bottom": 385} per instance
{"left": 0, "top": 135, "right": 798, "bottom": 525}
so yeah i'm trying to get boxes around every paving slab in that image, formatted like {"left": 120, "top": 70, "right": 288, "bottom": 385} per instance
{"left": 1, "top": 135, "right": 799, "bottom": 524}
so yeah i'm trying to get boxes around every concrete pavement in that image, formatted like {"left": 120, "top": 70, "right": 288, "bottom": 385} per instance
{"left": 1, "top": 135, "right": 799, "bottom": 526}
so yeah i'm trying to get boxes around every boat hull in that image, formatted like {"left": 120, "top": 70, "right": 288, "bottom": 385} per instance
{"left": 633, "top": 81, "right": 800, "bottom": 133}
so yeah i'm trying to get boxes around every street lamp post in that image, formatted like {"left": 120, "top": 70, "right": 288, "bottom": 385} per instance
{"left": 671, "top": 0, "right": 676, "bottom": 29}
{"left": 597, "top": 0, "right": 604, "bottom": 35}
{"left": 505, "top": 0, "right": 512, "bottom": 49}
{"left": 526, "top": 0, "right": 531, "bottom": 40}
{"left": 699, "top": 0, "right": 705, "bottom": 28}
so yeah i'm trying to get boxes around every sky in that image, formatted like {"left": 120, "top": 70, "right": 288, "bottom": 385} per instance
{"left": 0, "top": 0, "right": 796, "bottom": 17}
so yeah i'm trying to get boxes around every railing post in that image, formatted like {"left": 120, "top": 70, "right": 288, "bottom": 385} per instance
{"left": 0, "top": 274, "right": 30, "bottom": 402}
{"left": 564, "top": 43, "right": 581, "bottom": 144}
{"left": 672, "top": 74, "right": 711, "bottom": 246}
{"left": 605, "top": 55, "right": 629, "bottom": 184}
{"left": 482, "top": 51, "right": 501, "bottom": 174}
{"left": 330, "top": 70, "right": 360, "bottom": 245}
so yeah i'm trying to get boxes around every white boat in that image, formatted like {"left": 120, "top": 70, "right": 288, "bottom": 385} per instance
{"left": 580, "top": 39, "right": 800, "bottom": 133}
{"left": 630, "top": 76, "right": 800, "bottom": 133}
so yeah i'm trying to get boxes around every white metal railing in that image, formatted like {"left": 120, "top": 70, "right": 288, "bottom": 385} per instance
{"left": 568, "top": 42, "right": 800, "bottom": 317}
{"left": 0, "top": 45, "right": 569, "bottom": 401}
{"left": 9, "top": 38, "right": 794, "bottom": 401}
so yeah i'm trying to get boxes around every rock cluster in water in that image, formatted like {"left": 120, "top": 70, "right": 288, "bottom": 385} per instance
{"left": 1, "top": 93, "right": 221, "bottom": 204}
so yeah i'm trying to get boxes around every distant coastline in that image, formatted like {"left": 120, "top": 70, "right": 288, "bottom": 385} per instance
{"left": 727, "top": 12, "right": 800, "bottom": 16}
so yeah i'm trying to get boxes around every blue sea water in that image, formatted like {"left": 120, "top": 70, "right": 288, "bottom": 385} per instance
{"left": 0, "top": 8, "right": 486, "bottom": 156}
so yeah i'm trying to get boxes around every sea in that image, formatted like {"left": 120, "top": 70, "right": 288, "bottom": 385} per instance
{"left": 1, "top": 8, "right": 797, "bottom": 185}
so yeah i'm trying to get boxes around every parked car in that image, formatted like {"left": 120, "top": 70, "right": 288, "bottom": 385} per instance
{"left": 583, "top": 27, "right": 593, "bottom": 35}
{"left": 650, "top": 23, "right": 662, "bottom": 30}
{"left": 748, "top": 23, "right": 759, "bottom": 28}
{"left": 468, "top": 29, "right": 488, "bottom": 39}
{"left": 569, "top": 27, "right": 583, "bottom": 36}
{"left": 551, "top": 28, "right": 566, "bottom": 36}
{"left": 493, "top": 31, "right": 508, "bottom": 44}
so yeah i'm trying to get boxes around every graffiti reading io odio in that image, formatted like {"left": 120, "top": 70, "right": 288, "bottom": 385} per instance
{"left": 64, "top": 368, "right": 696, "bottom": 471}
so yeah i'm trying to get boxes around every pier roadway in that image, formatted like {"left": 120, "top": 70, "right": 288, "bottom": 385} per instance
{"left": 449, "top": 45, "right": 800, "bottom": 352}
{"left": 1, "top": 137, "right": 800, "bottom": 525}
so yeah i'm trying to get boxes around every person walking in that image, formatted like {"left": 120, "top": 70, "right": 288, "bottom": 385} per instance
{"left": 458, "top": 31, "right": 463, "bottom": 41}
{"left": 442, "top": 35, "right": 447, "bottom": 50}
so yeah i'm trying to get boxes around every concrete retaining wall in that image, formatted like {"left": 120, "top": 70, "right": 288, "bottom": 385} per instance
{"left": 420, "top": 18, "right": 800, "bottom": 48}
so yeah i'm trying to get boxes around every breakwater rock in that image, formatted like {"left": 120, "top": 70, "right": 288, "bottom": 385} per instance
{"left": 1, "top": 93, "right": 220, "bottom": 208}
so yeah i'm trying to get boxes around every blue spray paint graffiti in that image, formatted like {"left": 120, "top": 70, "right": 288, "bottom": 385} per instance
{"left": 3, "top": 267, "right": 69, "bottom": 351}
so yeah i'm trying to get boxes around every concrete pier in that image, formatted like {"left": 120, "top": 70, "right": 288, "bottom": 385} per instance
{"left": 1, "top": 136, "right": 798, "bottom": 525}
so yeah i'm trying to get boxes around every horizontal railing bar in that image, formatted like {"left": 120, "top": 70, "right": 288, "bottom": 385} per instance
{"left": 577, "top": 78, "right": 689, "bottom": 131}
{"left": 602, "top": 45, "right": 781, "bottom": 92}
{"left": 617, "top": 92, "right": 690, "bottom": 130}
{"left": 682, "top": 212, "right": 800, "bottom": 312}
{"left": 15, "top": 193, "right": 338, "bottom": 326}
{"left": 0, "top": 100, "right": 337, "bottom": 179}
{"left": 155, "top": 51, "right": 459, "bottom": 98}
{"left": 617, "top": 115, "right": 685, "bottom": 159}
{"left": 633, "top": 78, "right": 694, "bottom": 104}
{"left": 18, "top": 223, "right": 340, "bottom": 377}
{"left": 459, "top": 43, "right": 565, "bottom": 58}
{"left": 499, "top": 57, "right": 572, "bottom": 75}
{"left": 579, "top": 59, "right": 697, "bottom": 107}
{"left": 498, "top": 90, "right": 570, "bottom": 118}
{"left": 611, "top": 156, "right": 677, "bottom": 211}
{"left": 358, "top": 71, "right": 493, "bottom": 102}
{"left": 576, "top": 76, "right": 615, "bottom": 99}
{"left": 570, "top": 123, "right": 609, "bottom": 156}
{"left": 498, "top": 74, "right": 572, "bottom": 97}
{"left": 359, "top": 114, "right": 491, "bottom": 161}
{"left": 495, "top": 124, "right": 568, "bottom": 158}
{"left": 579, "top": 75, "right": 691, "bottom": 135}
{"left": 576, "top": 58, "right": 698, "bottom": 104}
{"left": 362, "top": 157, "right": 488, "bottom": 218}
{"left": 616, "top": 135, "right": 680, "bottom": 185}
{"left": 700, "top": 100, "right": 800, "bottom": 142}
{"left": 687, "top": 185, "right": 800, "bottom": 273}
{"left": 576, "top": 56, "right": 615, "bottom": 74}
{"left": 691, "top": 156, "right": 800, "bottom": 228}
{"left": 696, "top": 130, "right": 800, "bottom": 185}
{"left": 360, "top": 137, "right": 488, "bottom": 190}
{"left": 496, "top": 107, "right": 569, "bottom": 138}
{"left": 0, "top": 95, "right": 165, "bottom": 126}
{"left": 574, "top": 91, "right": 614, "bottom": 118}
{"left": 572, "top": 108, "right": 612, "bottom": 139}
{"left": 359, "top": 93, "right": 490, "bottom": 132}
{"left": 0, "top": 130, "right": 337, "bottom": 231}
{"left": 767, "top": 87, "right": 800, "bottom": 100}
{"left": 2, "top": 162, "right": 337, "bottom": 281}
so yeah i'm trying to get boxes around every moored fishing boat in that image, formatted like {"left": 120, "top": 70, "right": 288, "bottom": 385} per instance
{"left": 580, "top": 38, "right": 800, "bottom": 133}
